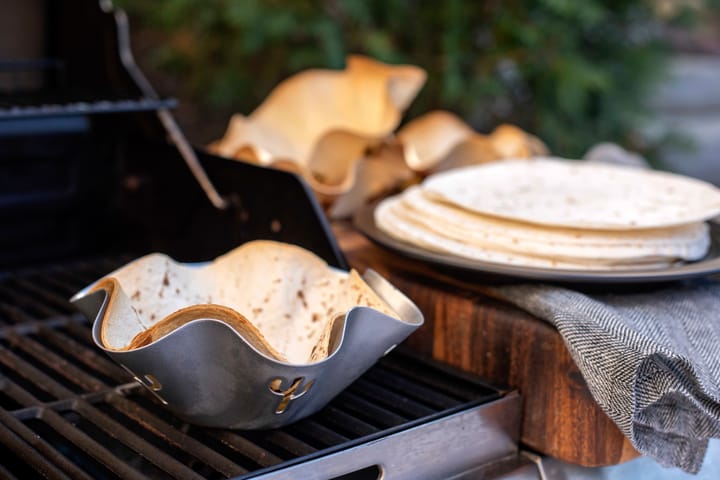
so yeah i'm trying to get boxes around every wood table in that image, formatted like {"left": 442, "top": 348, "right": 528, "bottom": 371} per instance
{"left": 333, "top": 221, "right": 640, "bottom": 467}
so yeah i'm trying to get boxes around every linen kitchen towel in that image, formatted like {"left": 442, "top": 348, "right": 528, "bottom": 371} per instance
{"left": 492, "top": 280, "right": 720, "bottom": 474}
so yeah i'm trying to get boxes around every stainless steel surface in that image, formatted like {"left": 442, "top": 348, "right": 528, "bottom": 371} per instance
{"left": 252, "top": 392, "right": 522, "bottom": 480}
{"left": 71, "top": 267, "right": 424, "bottom": 429}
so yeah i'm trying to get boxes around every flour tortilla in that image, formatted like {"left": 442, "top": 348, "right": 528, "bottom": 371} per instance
{"left": 375, "top": 198, "right": 676, "bottom": 270}
{"left": 394, "top": 186, "right": 710, "bottom": 261}
{"left": 376, "top": 201, "right": 681, "bottom": 270}
{"left": 91, "top": 241, "right": 399, "bottom": 364}
{"left": 422, "top": 157, "right": 720, "bottom": 230}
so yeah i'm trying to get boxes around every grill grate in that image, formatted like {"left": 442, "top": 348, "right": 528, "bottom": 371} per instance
{"left": 0, "top": 97, "right": 178, "bottom": 119}
{"left": 0, "top": 257, "right": 503, "bottom": 479}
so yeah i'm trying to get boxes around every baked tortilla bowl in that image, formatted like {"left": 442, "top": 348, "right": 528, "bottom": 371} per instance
{"left": 70, "top": 241, "right": 423, "bottom": 429}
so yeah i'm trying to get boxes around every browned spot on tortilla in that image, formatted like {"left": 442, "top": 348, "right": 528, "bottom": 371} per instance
{"left": 263, "top": 296, "right": 270, "bottom": 304}
{"left": 297, "top": 290, "right": 308, "bottom": 308}
{"left": 252, "top": 307, "right": 263, "bottom": 315}
{"left": 175, "top": 288, "right": 180, "bottom": 294}
{"left": 312, "top": 313, "right": 320, "bottom": 323}
{"left": 273, "top": 278, "right": 282, "bottom": 284}
{"left": 284, "top": 313, "right": 291, "bottom": 319}
{"left": 150, "top": 313, "right": 156, "bottom": 321}
{"left": 162, "top": 272, "right": 170, "bottom": 286}
{"left": 131, "top": 290, "right": 141, "bottom": 300}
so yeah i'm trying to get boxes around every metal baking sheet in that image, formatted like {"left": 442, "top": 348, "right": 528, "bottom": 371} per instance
{"left": 353, "top": 201, "right": 720, "bottom": 287}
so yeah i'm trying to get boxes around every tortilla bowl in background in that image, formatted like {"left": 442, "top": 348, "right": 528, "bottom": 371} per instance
{"left": 70, "top": 240, "right": 423, "bottom": 429}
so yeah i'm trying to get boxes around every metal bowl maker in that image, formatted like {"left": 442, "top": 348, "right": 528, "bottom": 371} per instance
{"left": 70, "top": 264, "right": 423, "bottom": 430}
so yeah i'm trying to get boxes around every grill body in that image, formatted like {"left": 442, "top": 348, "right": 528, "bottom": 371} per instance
{"left": 0, "top": 1, "right": 528, "bottom": 478}
{"left": 0, "top": 257, "right": 523, "bottom": 479}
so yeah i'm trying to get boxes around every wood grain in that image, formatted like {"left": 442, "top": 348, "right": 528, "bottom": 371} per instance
{"left": 334, "top": 222, "right": 640, "bottom": 467}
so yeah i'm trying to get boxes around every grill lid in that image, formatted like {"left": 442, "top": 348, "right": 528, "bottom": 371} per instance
{"left": 0, "top": 0, "right": 348, "bottom": 272}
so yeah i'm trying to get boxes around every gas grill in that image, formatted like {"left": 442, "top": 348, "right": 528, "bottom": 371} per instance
{"left": 0, "top": 258, "right": 525, "bottom": 479}
{"left": 0, "top": 1, "right": 528, "bottom": 478}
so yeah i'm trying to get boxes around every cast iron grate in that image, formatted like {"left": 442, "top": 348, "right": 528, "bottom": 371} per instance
{"left": 0, "top": 257, "right": 502, "bottom": 479}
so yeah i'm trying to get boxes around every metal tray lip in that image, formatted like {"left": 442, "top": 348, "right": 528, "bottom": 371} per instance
{"left": 237, "top": 390, "right": 512, "bottom": 479}
{"left": 353, "top": 201, "right": 720, "bottom": 286}
{"left": 85, "top": 290, "right": 417, "bottom": 368}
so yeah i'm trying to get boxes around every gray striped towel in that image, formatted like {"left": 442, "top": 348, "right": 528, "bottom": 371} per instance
{"left": 491, "top": 280, "right": 720, "bottom": 474}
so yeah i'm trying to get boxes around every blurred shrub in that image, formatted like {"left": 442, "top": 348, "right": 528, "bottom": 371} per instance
{"left": 116, "top": 0, "right": 703, "bottom": 158}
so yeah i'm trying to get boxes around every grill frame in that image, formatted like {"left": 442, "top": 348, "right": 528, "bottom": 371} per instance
{"left": 0, "top": 1, "right": 525, "bottom": 477}
{"left": 0, "top": 256, "right": 521, "bottom": 479}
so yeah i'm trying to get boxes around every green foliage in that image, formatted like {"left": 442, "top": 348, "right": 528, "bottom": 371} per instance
{"left": 116, "top": 0, "right": 696, "bottom": 158}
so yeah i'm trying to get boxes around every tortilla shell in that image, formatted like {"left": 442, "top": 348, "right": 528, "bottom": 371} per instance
{"left": 91, "top": 241, "right": 399, "bottom": 364}
{"left": 127, "top": 303, "right": 285, "bottom": 358}
{"left": 209, "top": 55, "right": 425, "bottom": 200}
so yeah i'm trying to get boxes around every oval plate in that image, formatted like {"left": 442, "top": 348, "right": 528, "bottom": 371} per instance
{"left": 353, "top": 201, "right": 720, "bottom": 287}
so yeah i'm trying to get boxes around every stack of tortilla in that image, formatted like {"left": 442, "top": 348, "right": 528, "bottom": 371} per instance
{"left": 374, "top": 157, "right": 720, "bottom": 270}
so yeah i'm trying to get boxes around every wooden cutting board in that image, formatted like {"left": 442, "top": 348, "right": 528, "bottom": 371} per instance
{"left": 334, "top": 221, "right": 640, "bottom": 467}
